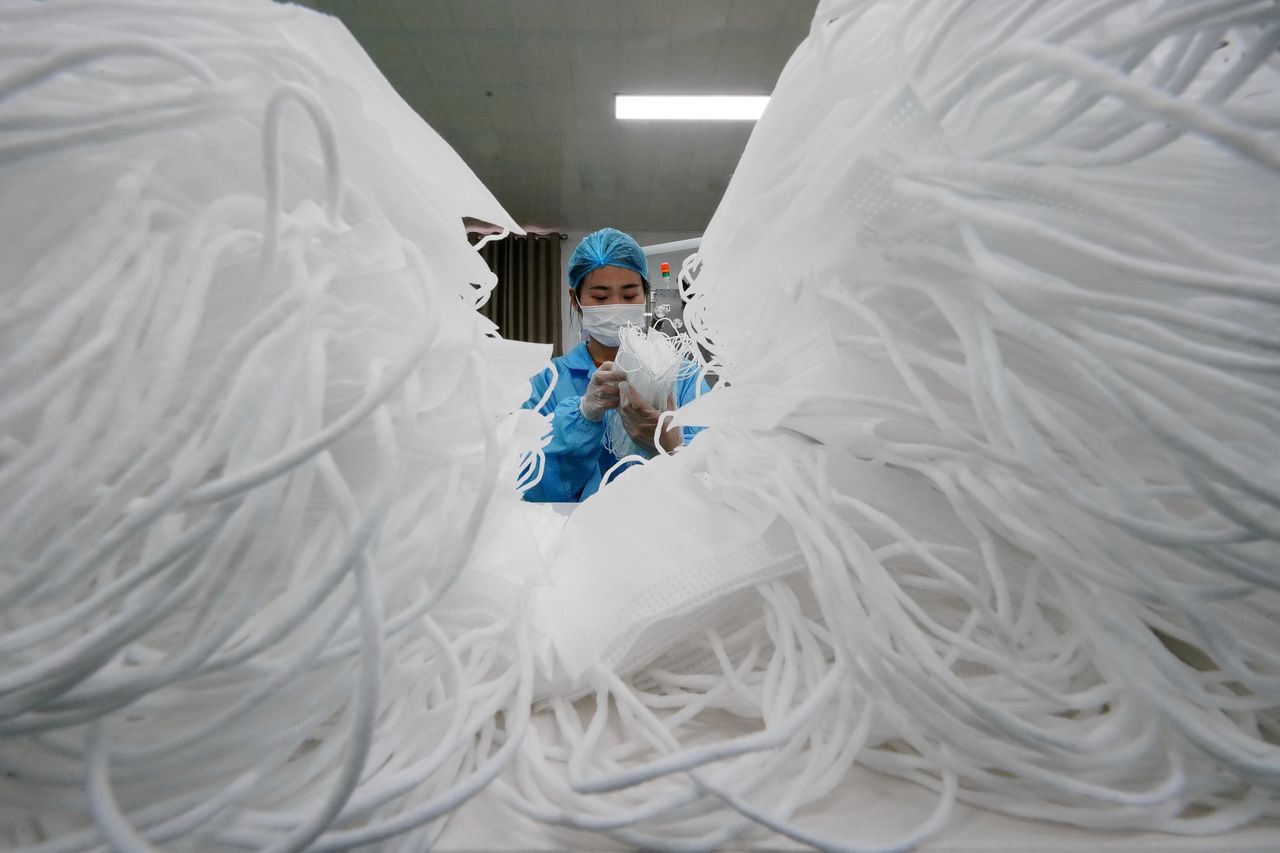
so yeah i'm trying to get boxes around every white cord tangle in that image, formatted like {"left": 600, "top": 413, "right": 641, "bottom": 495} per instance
{"left": 2, "top": 0, "right": 1279, "bottom": 850}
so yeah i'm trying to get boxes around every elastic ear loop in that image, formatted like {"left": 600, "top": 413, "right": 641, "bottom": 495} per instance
{"left": 298, "top": 352, "right": 525, "bottom": 848}
{"left": 0, "top": 516, "right": 228, "bottom": 720}
{"left": 0, "top": 39, "right": 222, "bottom": 167}
{"left": 472, "top": 227, "right": 508, "bottom": 250}
{"left": 554, "top": 680, "right": 755, "bottom": 849}
{"left": 904, "top": 157, "right": 1280, "bottom": 284}
{"left": 602, "top": 650, "right": 933, "bottom": 853}
{"left": 965, "top": 235, "right": 1280, "bottom": 532}
{"left": 1, "top": 277, "right": 312, "bottom": 614}
{"left": 240, "top": 398, "right": 394, "bottom": 853}
{"left": 1045, "top": 18, "right": 1280, "bottom": 166}
{"left": 653, "top": 410, "right": 679, "bottom": 458}
{"left": 116, "top": 450, "right": 371, "bottom": 824}
{"left": 640, "top": 450, "right": 942, "bottom": 835}
{"left": 912, "top": 0, "right": 1046, "bottom": 87}
{"left": 819, "top": 458, "right": 1172, "bottom": 762}
{"left": 567, "top": 660, "right": 846, "bottom": 795}
{"left": 0, "top": 35, "right": 212, "bottom": 104}
{"left": 0, "top": 194, "right": 154, "bottom": 400}
{"left": 36, "top": 325, "right": 323, "bottom": 711}
{"left": 690, "top": 728, "right": 954, "bottom": 853}
{"left": 33, "top": 498, "right": 268, "bottom": 718}
{"left": 0, "top": 157, "right": 148, "bottom": 336}
{"left": 323, "top": 614, "right": 470, "bottom": 825}
{"left": 854, "top": 534, "right": 1188, "bottom": 810}
{"left": 955, "top": 217, "right": 1280, "bottom": 524}
{"left": 926, "top": 0, "right": 1192, "bottom": 131}
{"left": 974, "top": 34, "right": 1165, "bottom": 161}
{"left": 0, "top": 91, "right": 231, "bottom": 169}
{"left": 258, "top": 81, "right": 343, "bottom": 279}
{"left": 122, "top": 768, "right": 263, "bottom": 850}
{"left": 307, "top": 628, "right": 534, "bottom": 852}
{"left": 981, "top": 20, "right": 1202, "bottom": 159}
{"left": 515, "top": 446, "right": 546, "bottom": 493}
{"left": 822, "top": 289, "right": 1020, "bottom": 462}
{"left": 607, "top": 326, "right": 687, "bottom": 461}
{"left": 112, "top": 566, "right": 363, "bottom": 773}
{"left": 0, "top": 500, "right": 226, "bottom": 660}
{"left": 933, "top": 316, "right": 1271, "bottom": 590}
{"left": 768, "top": 455, "right": 1121, "bottom": 799}
{"left": 990, "top": 39, "right": 1280, "bottom": 171}
{"left": 195, "top": 366, "right": 398, "bottom": 697}
{"left": 600, "top": 452, "right": 648, "bottom": 486}
{"left": 516, "top": 353, "right": 561, "bottom": 491}
{"left": 84, "top": 640, "right": 348, "bottom": 840}
{"left": 1073, "top": 25, "right": 1211, "bottom": 149}
{"left": 895, "top": 174, "right": 1280, "bottom": 306}
{"left": 79, "top": 403, "right": 390, "bottom": 853}
{"left": 714, "top": 583, "right": 844, "bottom": 798}
{"left": 0, "top": 251, "right": 160, "bottom": 514}
{"left": 678, "top": 253, "right": 725, "bottom": 385}
{"left": 182, "top": 313, "right": 441, "bottom": 509}
{"left": 0, "top": 300, "right": 324, "bottom": 725}
{"left": 1077, "top": 315, "right": 1280, "bottom": 383}
{"left": 531, "top": 352, "right": 560, "bottom": 413}
{"left": 495, "top": 642, "right": 767, "bottom": 836}
{"left": 85, "top": 719, "right": 161, "bottom": 853}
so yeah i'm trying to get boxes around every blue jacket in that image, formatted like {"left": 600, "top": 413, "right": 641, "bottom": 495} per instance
{"left": 522, "top": 341, "right": 707, "bottom": 502}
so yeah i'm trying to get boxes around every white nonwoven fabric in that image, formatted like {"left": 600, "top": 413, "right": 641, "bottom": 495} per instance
{"left": 602, "top": 323, "right": 700, "bottom": 461}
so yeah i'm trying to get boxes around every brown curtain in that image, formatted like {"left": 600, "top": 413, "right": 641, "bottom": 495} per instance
{"left": 473, "top": 233, "right": 564, "bottom": 356}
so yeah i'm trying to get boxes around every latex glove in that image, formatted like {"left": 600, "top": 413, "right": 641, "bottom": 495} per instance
{"left": 578, "top": 361, "right": 626, "bottom": 422}
{"left": 619, "top": 382, "right": 682, "bottom": 455}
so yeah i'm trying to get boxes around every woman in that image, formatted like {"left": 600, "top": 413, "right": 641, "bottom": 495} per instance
{"left": 522, "top": 228, "right": 706, "bottom": 503}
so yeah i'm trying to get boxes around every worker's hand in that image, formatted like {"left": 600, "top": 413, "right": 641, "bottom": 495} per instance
{"left": 619, "top": 383, "right": 682, "bottom": 455}
{"left": 578, "top": 361, "right": 626, "bottom": 422}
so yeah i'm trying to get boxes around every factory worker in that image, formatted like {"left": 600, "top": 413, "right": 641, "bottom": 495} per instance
{"left": 522, "top": 227, "right": 706, "bottom": 503}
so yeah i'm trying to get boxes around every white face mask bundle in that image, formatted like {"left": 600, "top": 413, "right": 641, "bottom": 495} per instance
{"left": 596, "top": 0, "right": 1280, "bottom": 847}
{"left": 4, "top": 0, "right": 1280, "bottom": 851}
{"left": 578, "top": 302, "right": 646, "bottom": 347}
{"left": 601, "top": 324, "right": 700, "bottom": 462}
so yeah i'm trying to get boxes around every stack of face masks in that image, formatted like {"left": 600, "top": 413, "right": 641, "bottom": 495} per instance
{"left": 602, "top": 324, "right": 699, "bottom": 462}
{"left": 606, "top": 0, "right": 1280, "bottom": 845}
{"left": 512, "top": 0, "right": 1280, "bottom": 847}
{"left": 0, "top": 2, "right": 549, "bottom": 849}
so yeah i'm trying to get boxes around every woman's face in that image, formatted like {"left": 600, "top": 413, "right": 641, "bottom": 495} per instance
{"left": 575, "top": 265, "right": 645, "bottom": 308}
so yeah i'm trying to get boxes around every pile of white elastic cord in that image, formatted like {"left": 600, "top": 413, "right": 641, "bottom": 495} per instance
{"left": 632, "top": 0, "right": 1277, "bottom": 847}
{"left": 0, "top": 2, "right": 547, "bottom": 850}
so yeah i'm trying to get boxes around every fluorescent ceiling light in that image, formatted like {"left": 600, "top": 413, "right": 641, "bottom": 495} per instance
{"left": 616, "top": 95, "right": 769, "bottom": 121}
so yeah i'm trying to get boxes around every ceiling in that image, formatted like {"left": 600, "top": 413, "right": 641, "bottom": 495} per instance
{"left": 291, "top": 0, "right": 819, "bottom": 234}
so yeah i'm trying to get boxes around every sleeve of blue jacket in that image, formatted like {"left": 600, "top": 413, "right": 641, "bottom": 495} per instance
{"left": 674, "top": 369, "right": 710, "bottom": 445}
{"left": 522, "top": 364, "right": 605, "bottom": 502}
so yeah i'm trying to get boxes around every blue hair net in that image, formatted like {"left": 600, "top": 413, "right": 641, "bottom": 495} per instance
{"left": 567, "top": 227, "right": 649, "bottom": 291}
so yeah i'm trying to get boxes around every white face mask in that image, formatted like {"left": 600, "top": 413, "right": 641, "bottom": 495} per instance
{"left": 580, "top": 303, "right": 645, "bottom": 347}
